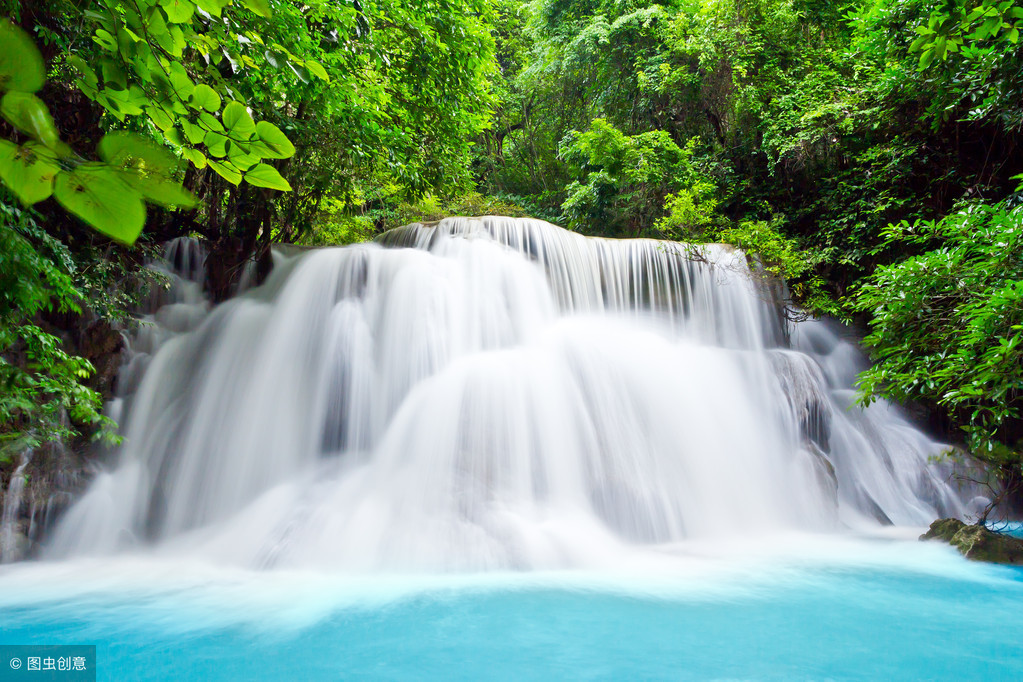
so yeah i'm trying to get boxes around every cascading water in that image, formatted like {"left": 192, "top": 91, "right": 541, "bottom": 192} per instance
{"left": 0, "top": 452, "right": 31, "bottom": 563}
{"left": 45, "top": 217, "right": 975, "bottom": 571}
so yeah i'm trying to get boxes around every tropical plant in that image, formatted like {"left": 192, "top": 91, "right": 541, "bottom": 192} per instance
{"left": 0, "top": 19, "right": 195, "bottom": 244}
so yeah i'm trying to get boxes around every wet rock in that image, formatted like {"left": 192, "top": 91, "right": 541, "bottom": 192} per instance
{"left": 79, "top": 318, "right": 125, "bottom": 396}
{"left": 805, "top": 443, "right": 838, "bottom": 506}
{"left": 921, "top": 518, "right": 1023, "bottom": 564}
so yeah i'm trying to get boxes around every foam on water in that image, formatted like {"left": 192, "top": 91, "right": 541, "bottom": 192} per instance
{"left": 3, "top": 539, "right": 1023, "bottom": 680}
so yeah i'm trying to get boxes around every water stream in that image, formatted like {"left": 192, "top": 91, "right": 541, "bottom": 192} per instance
{"left": 0, "top": 452, "right": 30, "bottom": 563}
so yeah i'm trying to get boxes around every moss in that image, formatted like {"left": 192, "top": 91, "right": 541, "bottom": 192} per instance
{"left": 921, "top": 518, "right": 1023, "bottom": 565}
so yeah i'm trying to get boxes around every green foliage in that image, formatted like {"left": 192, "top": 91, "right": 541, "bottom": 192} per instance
{"left": 906, "top": 0, "right": 1023, "bottom": 126}
{"left": 0, "top": 197, "right": 115, "bottom": 461}
{"left": 73, "top": 0, "right": 300, "bottom": 187}
{"left": 0, "top": 20, "right": 195, "bottom": 244}
{"left": 381, "top": 192, "right": 531, "bottom": 230}
{"left": 298, "top": 191, "right": 531, "bottom": 246}
{"left": 0, "top": 19, "right": 45, "bottom": 93}
{"left": 855, "top": 202, "right": 1023, "bottom": 463}
{"left": 559, "top": 119, "right": 710, "bottom": 235}
{"left": 655, "top": 182, "right": 720, "bottom": 237}
{"left": 300, "top": 212, "right": 376, "bottom": 248}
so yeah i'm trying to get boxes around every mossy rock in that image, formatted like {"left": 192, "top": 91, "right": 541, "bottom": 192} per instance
{"left": 921, "top": 518, "right": 1023, "bottom": 565}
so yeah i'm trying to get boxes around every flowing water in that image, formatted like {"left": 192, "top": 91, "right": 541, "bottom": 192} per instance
{"left": 0, "top": 452, "right": 30, "bottom": 563}
{"left": 1, "top": 217, "right": 1019, "bottom": 679}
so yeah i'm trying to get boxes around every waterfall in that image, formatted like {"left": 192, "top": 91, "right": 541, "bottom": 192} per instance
{"left": 45, "top": 217, "right": 974, "bottom": 570}
{"left": 1, "top": 452, "right": 31, "bottom": 563}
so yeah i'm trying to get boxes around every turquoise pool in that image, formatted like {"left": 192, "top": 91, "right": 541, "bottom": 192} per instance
{"left": 2, "top": 538, "right": 1021, "bottom": 680}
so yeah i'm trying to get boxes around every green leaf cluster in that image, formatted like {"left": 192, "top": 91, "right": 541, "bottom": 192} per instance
{"left": 558, "top": 119, "right": 713, "bottom": 235}
{"left": 855, "top": 202, "right": 1023, "bottom": 464}
{"left": 0, "top": 199, "right": 115, "bottom": 461}
{"left": 74, "top": 0, "right": 299, "bottom": 188}
{"left": 0, "top": 20, "right": 195, "bottom": 244}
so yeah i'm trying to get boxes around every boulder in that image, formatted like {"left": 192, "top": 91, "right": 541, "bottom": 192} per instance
{"left": 921, "top": 518, "right": 1023, "bottom": 564}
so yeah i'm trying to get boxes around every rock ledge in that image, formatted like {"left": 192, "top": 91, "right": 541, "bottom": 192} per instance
{"left": 921, "top": 518, "right": 1023, "bottom": 564}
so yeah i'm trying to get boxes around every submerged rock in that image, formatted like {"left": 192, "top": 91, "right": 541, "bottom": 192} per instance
{"left": 921, "top": 518, "right": 1023, "bottom": 564}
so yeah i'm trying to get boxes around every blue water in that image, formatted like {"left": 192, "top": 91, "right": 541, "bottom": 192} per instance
{"left": 2, "top": 540, "right": 1023, "bottom": 680}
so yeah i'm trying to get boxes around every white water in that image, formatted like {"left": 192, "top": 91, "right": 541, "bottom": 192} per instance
{"left": 44, "top": 217, "right": 976, "bottom": 571}
{"left": 0, "top": 452, "right": 30, "bottom": 563}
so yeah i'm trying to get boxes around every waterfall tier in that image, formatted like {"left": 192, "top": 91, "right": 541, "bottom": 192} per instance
{"left": 47, "top": 217, "right": 971, "bottom": 570}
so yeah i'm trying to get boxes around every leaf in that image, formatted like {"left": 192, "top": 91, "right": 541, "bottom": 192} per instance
{"left": 159, "top": 0, "right": 195, "bottom": 23}
{"left": 147, "top": 105, "right": 175, "bottom": 131}
{"left": 98, "top": 132, "right": 178, "bottom": 174}
{"left": 208, "top": 158, "right": 242, "bottom": 184}
{"left": 222, "top": 101, "right": 256, "bottom": 138}
{"left": 204, "top": 131, "right": 229, "bottom": 157}
{"left": 196, "top": 0, "right": 230, "bottom": 17}
{"left": 241, "top": 0, "right": 272, "bottom": 19}
{"left": 0, "top": 141, "right": 59, "bottom": 205}
{"left": 182, "top": 119, "right": 206, "bottom": 144}
{"left": 93, "top": 29, "right": 117, "bottom": 52}
{"left": 135, "top": 177, "right": 197, "bottom": 209}
{"left": 0, "top": 92, "right": 61, "bottom": 149}
{"left": 168, "top": 62, "right": 195, "bottom": 99}
{"left": 228, "top": 146, "right": 260, "bottom": 170}
{"left": 97, "top": 132, "right": 195, "bottom": 209}
{"left": 104, "top": 87, "right": 145, "bottom": 116}
{"left": 190, "top": 84, "right": 222, "bottom": 112}
{"left": 183, "top": 147, "right": 207, "bottom": 169}
{"left": 919, "top": 47, "right": 936, "bottom": 69}
{"left": 0, "top": 19, "right": 45, "bottom": 93}
{"left": 53, "top": 164, "right": 146, "bottom": 244}
{"left": 199, "top": 111, "right": 224, "bottom": 132}
{"left": 170, "top": 26, "right": 187, "bottom": 57}
{"left": 254, "top": 120, "right": 295, "bottom": 158}
{"left": 243, "top": 163, "right": 292, "bottom": 191}
{"left": 305, "top": 59, "right": 329, "bottom": 81}
{"left": 288, "top": 62, "right": 310, "bottom": 83}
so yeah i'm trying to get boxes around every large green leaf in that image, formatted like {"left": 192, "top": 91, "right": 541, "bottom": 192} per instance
{"left": 190, "top": 84, "right": 222, "bottom": 112}
{"left": 0, "top": 141, "right": 60, "bottom": 205}
{"left": 0, "top": 20, "right": 45, "bottom": 93}
{"left": 305, "top": 59, "right": 330, "bottom": 82}
{"left": 199, "top": 111, "right": 225, "bottom": 132}
{"left": 241, "top": 0, "right": 272, "bottom": 19}
{"left": 147, "top": 105, "right": 175, "bottom": 132}
{"left": 182, "top": 119, "right": 206, "bottom": 144}
{"left": 53, "top": 164, "right": 146, "bottom": 244}
{"left": 168, "top": 62, "right": 195, "bottom": 99}
{"left": 244, "top": 163, "right": 292, "bottom": 191}
{"left": 134, "top": 177, "right": 197, "bottom": 209}
{"left": 160, "top": 0, "right": 195, "bottom": 23}
{"left": 223, "top": 101, "right": 256, "bottom": 138}
{"left": 254, "top": 121, "right": 296, "bottom": 159}
{"left": 0, "top": 92, "right": 60, "bottom": 149}
{"left": 183, "top": 147, "right": 208, "bottom": 169}
{"left": 228, "top": 145, "right": 260, "bottom": 171}
{"left": 204, "top": 131, "right": 229, "bottom": 157}
{"left": 98, "top": 132, "right": 196, "bottom": 209}
{"left": 196, "top": 0, "right": 230, "bottom": 18}
{"left": 208, "top": 158, "right": 242, "bottom": 184}
{"left": 98, "top": 131, "right": 178, "bottom": 174}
